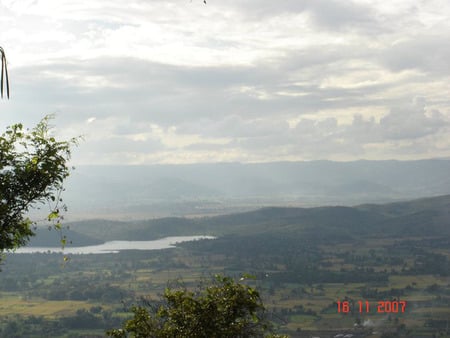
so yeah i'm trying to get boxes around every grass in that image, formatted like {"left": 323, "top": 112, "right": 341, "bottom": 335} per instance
{"left": 287, "top": 314, "right": 317, "bottom": 329}
{"left": 1, "top": 267, "right": 447, "bottom": 336}
{"left": 0, "top": 232, "right": 448, "bottom": 337}
{"left": 0, "top": 297, "right": 92, "bottom": 318}
{"left": 389, "top": 275, "right": 448, "bottom": 288}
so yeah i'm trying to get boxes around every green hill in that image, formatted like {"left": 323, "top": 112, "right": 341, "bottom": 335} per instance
{"left": 64, "top": 194, "right": 450, "bottom": 245}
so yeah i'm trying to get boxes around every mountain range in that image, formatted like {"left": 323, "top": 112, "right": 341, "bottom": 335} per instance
{"left": 60, "top": 159, "right": 450, "bottom": 219}
{"left": 29, "top": 194, "right": 450, "bottom": 247}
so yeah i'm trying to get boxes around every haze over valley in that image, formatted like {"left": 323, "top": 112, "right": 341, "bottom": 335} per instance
{"left": 61, "top": 159, "right": 450, "bottom": 219}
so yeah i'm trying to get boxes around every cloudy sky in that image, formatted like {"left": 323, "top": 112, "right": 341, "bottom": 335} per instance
{"left": 0, "top": 0, "right": 449, "bottom": 164}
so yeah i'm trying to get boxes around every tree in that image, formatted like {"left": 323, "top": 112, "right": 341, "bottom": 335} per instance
{"left": 0, "top": 116, "right": 78, "bottom": 253}
{"left": 107, "top": 275, "right": 288, "bottom": 338}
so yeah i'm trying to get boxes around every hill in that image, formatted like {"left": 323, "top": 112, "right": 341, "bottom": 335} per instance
{"left": 27, "top": 227, "right": 103, "bottom": 247}
{"left": 58, "top": 194, "right": 450, "bottom": 246}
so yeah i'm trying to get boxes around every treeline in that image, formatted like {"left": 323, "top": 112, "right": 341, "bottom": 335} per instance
{"left": 182, "top": 232, "right": 449, "bottom": 283}
{"left": 0, "top": 308, "right": 124, "bottom": 338}
{"left": 43, "top": 280, "right": 131, "bottom": 302}
{"left": 0, "top": 275, "right": 132, "bottom": 302}
{"left": 270, "top": 269, "right": 389, "bottom": 284}
{"left": 182, "top": 234, "right": 391, "bottom": 284}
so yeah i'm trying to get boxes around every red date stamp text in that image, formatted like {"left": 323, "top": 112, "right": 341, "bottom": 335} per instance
{"left": 336, "top": 300, "right": 407, "bottom": 314}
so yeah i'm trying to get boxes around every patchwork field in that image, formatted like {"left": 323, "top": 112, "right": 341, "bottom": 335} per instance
{"left": 0, "top": 195, "right": 449, "bottom": 337}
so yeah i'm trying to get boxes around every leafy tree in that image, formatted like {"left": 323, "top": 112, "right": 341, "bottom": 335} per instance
{"left": 0, "top": 116, "right": 78, "bottom": 253}
{"left": 107, "top": 275, "right": 289, "bottom": 338}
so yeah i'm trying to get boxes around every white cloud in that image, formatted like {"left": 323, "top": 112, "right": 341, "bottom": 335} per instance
{"left": 1, "top": 0, "right": 450, "bottom": 163}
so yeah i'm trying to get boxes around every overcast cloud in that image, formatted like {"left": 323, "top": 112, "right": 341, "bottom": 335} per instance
{"left": 0, "top": 0, "right": 449, "bottom": 164}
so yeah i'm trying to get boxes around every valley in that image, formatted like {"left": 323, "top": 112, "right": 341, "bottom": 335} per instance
{"left": 1, "top": 195, "right": 449, "bottom": 337}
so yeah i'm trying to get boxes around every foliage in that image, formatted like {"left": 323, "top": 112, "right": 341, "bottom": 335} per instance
{"left": 107, "top": 275, "right": 288, "bottom": 338}
{"left": 0, "top": 116, "right": 78, "bottom": 252}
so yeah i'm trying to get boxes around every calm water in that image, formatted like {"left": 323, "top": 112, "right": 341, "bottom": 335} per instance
{"left": 12, "top": 236, "right": 215, "bottom": 254}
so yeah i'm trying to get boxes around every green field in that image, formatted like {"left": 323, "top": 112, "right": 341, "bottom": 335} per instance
{"left": 0, "top": 195, "right": 449, "bottom": 337}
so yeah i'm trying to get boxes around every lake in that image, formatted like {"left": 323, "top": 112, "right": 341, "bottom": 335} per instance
{"left": 12, "top": 236, "right": 215, "bottom": 254}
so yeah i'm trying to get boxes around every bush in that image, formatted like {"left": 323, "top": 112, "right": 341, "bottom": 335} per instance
{"left": 107, "top": 275, "right": 289, "bottom": 338}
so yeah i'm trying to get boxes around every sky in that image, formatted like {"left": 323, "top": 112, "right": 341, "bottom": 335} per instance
{"left": 0, "top": 0, "right": 449, "bottom": 165}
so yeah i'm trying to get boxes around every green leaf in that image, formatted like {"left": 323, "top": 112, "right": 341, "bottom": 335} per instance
{"left": 47, "top": 211, "right": 59, "bottom": 221}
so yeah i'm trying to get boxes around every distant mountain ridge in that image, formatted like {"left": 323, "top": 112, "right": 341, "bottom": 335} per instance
{"left": 30, "top": 194, "right": 447, "bottom": 248}
{"left": 62, "top": 159, "right": 450, "bottom": 219}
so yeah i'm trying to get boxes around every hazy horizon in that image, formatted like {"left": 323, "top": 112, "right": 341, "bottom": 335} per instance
{"left": 33, "top": 158, "right": 446, "bottom": 221}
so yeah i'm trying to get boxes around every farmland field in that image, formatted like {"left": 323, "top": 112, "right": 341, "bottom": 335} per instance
{"left": 1, "top": 195, "right": 449, "bottom": 337}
